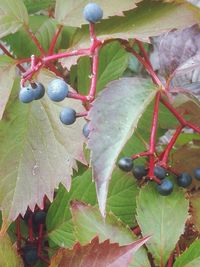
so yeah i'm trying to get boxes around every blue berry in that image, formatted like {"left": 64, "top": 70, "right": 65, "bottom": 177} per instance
{"left": 33, "top": 83, "right": 45, "bottom": 100}
{"left": 47, "top": 79, "right": 68, "bottom": 102}
{"left": 33, "top": 211, "right": 46, "bottom": 226}
{"left": 177, "top": 172, "right": 192, "bottom": 188}
{"left": 132, "top": 165, "right": 148, "bottom": 180}
{"left": 118, "top": 157, "right": 133, "bottom": 172}
{"left": 23, "top": 245, "right": 38, "bottom": 265}
{"left": 19, "top": 86, "right": 35, "bottom": 103}
{"left": 154, "top": 166, "right": 166, "bottom": 180}
{"left": 60, "top": 107, "right": 76, "bottom": 125}
{"left": 83, "top": 3, "right": 103, "bottom": 23}
{"left": 157, "top": 179, "right": 173, "bottom": 196}
{"left": 83, "top": 122, "right": 90, "bottom": 138}
{"left": 194, "top": 167, "right": 200, "bottom": 180}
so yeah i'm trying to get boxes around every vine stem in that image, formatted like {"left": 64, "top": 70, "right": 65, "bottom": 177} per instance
{"left": 88, "top": 48, "right": 99, "bottom": 100}
{"left": 148, "top": 91, "right": 161, "bottom": 183}
{"left": 135, "top": 39, "right": 153, "bottom": 69}
{"left": 131, "top": 151, "right": 152, "bottom": 159}
{"left": 16, "top": 216, "right": 21, "bottom": 251}
{"left": 167, "top": 253, "right": 174, "bottom": 267}
{"left": 48, "top": 25, "right": 63, "bottom": 55}
{"left": 28, "top": 214, "right": 34, "bottom": 242}
{"left": 37, "top": 224, "right": 44, "bottom": 255}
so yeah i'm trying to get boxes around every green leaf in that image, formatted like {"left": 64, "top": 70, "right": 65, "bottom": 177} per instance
{"left": 0, "top": 56, "right": 16, "bottom": 120}
{"left": 47, "top": 168, "right": 139, "bottom": 247}
{"left": 87, "top": 77, "right": 157, "bottom": 217}
{"left": 0, "top": 74, "right": 86, "bottom": 227}
{"left": 71, "top": 1, "right": 200, "bottom": 49}
{"left": 136, "top": 182, "right": 189, "bottom": 266}
{"left": 0, "top": 234, "right": 23, "bottom": 267}
{"left": 173, "top": 239, "right": 200, "bottom": 267}
{"left": 23, "top": 0, "right": 55, "bottom": 14}
{"left": 73, "top": 41, "right": 129, "bottom": 95}
{"left": 49, "top": 235, "right": 150, "bottom": 267}
{"left": 190, "top": 192, "right": 200, "bottom": 232}
{"left": 55, "top": 0, "right": 141, "bottom": 27}
{"left": 71, "top": 200, "right": 150, "bottom": 267}
{"left": 0, "top": 0, "right": 28, "bottom": 38}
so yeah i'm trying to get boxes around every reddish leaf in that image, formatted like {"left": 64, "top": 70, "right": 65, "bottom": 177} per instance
{"left": 50, "top": 236, "right": 150, "bottom": 267}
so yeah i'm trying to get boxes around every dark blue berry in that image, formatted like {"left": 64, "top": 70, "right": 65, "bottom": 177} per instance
{"left": 194, "top": 167, "right": 200, "bottom": 180}
{"left": 157, "top": 179, "right": 173, "bottom": 196}
{"left": 83, "top": 3, "right": 103, "bottom": 23}
{"left": 60, "top": 107, "right": 76, "bottom": 125}
{"left": 33, "top": 211, "right": 46, "bottom": 226}
{"left": 154, "top": 166, "right": 166, "bottom": 180}
{"left": 132, "top": 165, "right": 148, "bottom": 180}
{"left": 19, "top": 86, "right": 35, "bottom": 103}
{"left": 83, "top": 122, "right": 90, "bottom": 138}
{"left": 177, "top": 172, "right": 192, "bottom": 188}
{"left": 118, "top": 157, "right": 133, "bottom": 172}
{"left": 23, "top": 245, "right": 38, "bottom": 265}
{"left": 33, "top": 83, "right": 45, "bottom": 100}
{"left": 47, "top": 79, "right": 68, "bottom": 102}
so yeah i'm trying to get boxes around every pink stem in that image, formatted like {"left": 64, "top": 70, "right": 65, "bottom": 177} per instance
{"left": 68, "top": 92, "right": 88, "bottom": 102}
{"left": 167, "top": 253, "right": 174, "bottom": 267}
{"left": 132, "top": 226, "right": 141, "bottom": 236}
{"left": 148, "top": 91, "right": 161, "bottom": 183}
{"left": 131, "top": 151, "right": 152, "bottom": 160}
{"left": 88, "top": 48, "right": 99, "bottom": 100}
{"left": 48, "top": 25, "right": 63, "bottom": 55}
{"left": 25, "top": 26, "right": 46, "bottom": 56}
{"left": 135, "top": 39, "right": 153, "bottom": 69}
{"left": 37, "top": 224, "right": 44, "bottom": 256}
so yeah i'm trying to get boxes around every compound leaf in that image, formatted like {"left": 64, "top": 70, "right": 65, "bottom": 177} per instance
{"left": 87, "top": 77, "right": 157, "bottom": 217}
{"left": 49, "top": 235, "right": 149, "bottom": 267}
{"left": 55, "top": 0, "right": 141, "bottom": 27}
{"left": 0, "top": 0, "right": 28, "bottom": 38}
{"left": 0, "top": 55, "right": 16, "bottom": 120}
{"left": 136, "top": 183, "right": 189, "bottom": 266}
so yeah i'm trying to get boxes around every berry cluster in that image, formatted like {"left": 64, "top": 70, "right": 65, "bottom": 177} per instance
{"left": 118, "top": 157, "right": 200, "bottom": 196}
{"left": 18, "top": 209, "right": 47, "bottom": 266}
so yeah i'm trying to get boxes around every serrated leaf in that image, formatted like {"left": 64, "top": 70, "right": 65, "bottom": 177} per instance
{"left": 0, "top": 0, "right": 28, "bottom": 38}
{"left": 50, "top": 235, "right": 149, "bottom": 267}
{"left": 0, "top": 74, "right": 86, "bottom": 228}
{"left": 23, "top": 0, "right": 55, "bottom": 14}
{"left": 0, "top": 233, "right": 23, "bottom": 267}
{"left": 71, "top": 200, "right": 150, "bottom": 267}
{"left": 55, "top": 0, "right": 141, "bottom": 27}
{"left": 174, "top": 239, "right": 200, "bottom": 267}
{"left": 71, "top": 1, "right": 199, "bottom": 49}
{"left": 0, "top": 55, "right": 16, "bottom": 120}
{"left": 87, "top": 77, "right": 157, "bottom": 217}
{"left": 47, "top": 168, "right": 139, "bottom": 247}
{"left": 136, "top": 182, "right": 189, "bottom": 266}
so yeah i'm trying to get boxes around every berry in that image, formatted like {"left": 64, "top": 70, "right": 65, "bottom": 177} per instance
{"left": 118, "top": 157, "right": 133, "bottom": 172}
{"left": 177, "top": 172, "right": 192, "bottom": 188}
{"left": 132, "top": 165, "right": 148, "bottom": 180}
{"left": 154, "top": 166, "right": 166, "bottom": 180}
{"left": 22, "top": 245, "right": 38, "bottom": 266}
{"left": 194, "top": 167, "right": 200, "bottom": 180}
{"left": 33, "top": 210, "right": 46, "bottom": 226}
{"left": 19, "top": 86, "right": 35, "bottom": 103}
{"left": 33, "top": 83, "right": 45, "bottom": 100}
{"left": 157, "top": 179, "right": 173, "bottom": 196}
{"left": 83, "top": 122, "right": 90, "bottom": 138}
{"left": 83, "top": 3, "right": 103, "bottom": 23}
{"left": 47, "top": 79, "right": 68, "bottom": 102}
{"left": 60, "top": 107, "right": 76, "bottom": 125}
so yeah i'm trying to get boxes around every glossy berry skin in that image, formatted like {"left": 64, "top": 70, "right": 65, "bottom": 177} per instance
{"left": 194, "top": 167, "right": 200, "bottom": 180}
{"left": 19, "top": 86, "right": 35, "bottom": 103}
{"left": 83, "top": 122, "right": 90, "bottom": 138}
{"left": 60, "top": 107, "right": 76, "bottom": 125}
{"left": 47, "top": 79, "right": 68, "bottom": 102}
{"left": 33, "top": 211, "right": 46, "bottom": 226}
{"left": 132, "top": 165, "right": 147, "bottom": 180}
{"left": 118, "top": 157, "right": 133, "bottom": 172}
{"left": 83, "top": 3, "right": 103, "bottom": 23}
{"left": 154, "top": 166, "right": 166, "bottom": 180}
{"left": 157, "top": 179, "right": 173, "bottom": 196}
{"left": 33, "top": 83, "right": 45, "bottom": 100}
{"left": 22, "top": 245, "right": 38, "bottom": 266}
{"left": 177, "top": 172, "right": 192, "bottom": 188}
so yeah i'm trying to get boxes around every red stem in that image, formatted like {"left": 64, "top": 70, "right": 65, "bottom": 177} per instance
{"left": 135, "top": 39, "right": 153, "bottom": 69}
{"left": 25, "top": 26, "right": 45, "bottom": 56}
{"left": 160, "top": 125, "right": 183, "bottom": 165}
{"left": 76, "top": 111, "right": 88, "bottom": 118}
{"left": 28, "top": 214, "right": 34, "bottom": 242}
{"left": 131, "top": 151, "right": 152, "bottom": 160}
{"left": 161, "top": 97, "right": 200, "bottom": 134}
{"left": 148, "top": 91, "right": 161, "bottom": 183}
{"left": 132, "top": 226, "right": 141, "bottom": 236}
{"left": 16, "top": 216, "right": 21, "bottom": 251}
{"left": 88, "top": 48, "right": 99, "bottom": 100}
{"left": 48, "top": 25, "right": 63, "bottom": 55}
{"left": 167, "top": 253, "right": 174, "bottom": 267}
{"left": 68, "top": 92, "right": 88, "bottom": 102}
{"left": 37, "top": 224, "right": 44, "bottom": 256}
